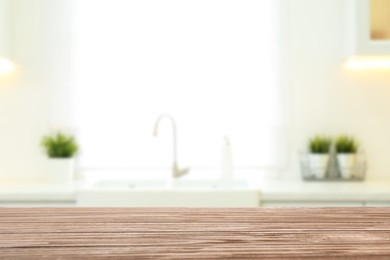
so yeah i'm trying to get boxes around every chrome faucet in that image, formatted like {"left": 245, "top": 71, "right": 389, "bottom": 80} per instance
{"left": 153, "top": 113, "right": 190, "bottom": 178}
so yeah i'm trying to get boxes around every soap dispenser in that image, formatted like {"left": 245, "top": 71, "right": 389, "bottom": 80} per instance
{"left": 221, "top": 136, "right": 234, "bottom": 179}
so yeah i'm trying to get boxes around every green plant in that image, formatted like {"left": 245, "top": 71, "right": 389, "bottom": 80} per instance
{"left": 308, "top": 135, "right": 332, "bottom": 154}
{"left": 335, "top": 135, "right": 358, "bottom": 153}
{"left": 41, "top": 132, "right": 79, "bottom": 158}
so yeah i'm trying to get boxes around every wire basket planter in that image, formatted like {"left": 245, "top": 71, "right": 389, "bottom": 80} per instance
{"left": 300, "top": 152, "right": 366, "bottom": 181}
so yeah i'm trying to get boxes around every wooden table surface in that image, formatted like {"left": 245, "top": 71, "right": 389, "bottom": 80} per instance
{"left": 1, "top": 208, "right": 390, "bottom": 259}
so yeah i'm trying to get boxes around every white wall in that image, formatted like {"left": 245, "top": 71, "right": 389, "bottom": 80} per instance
{"left": 0, "top": 0, "right": 49, "bottom": 181}
{"left": 285, "top": 0, "right": 390, "bottom": 180}
{"left": 1, "top": 0, "right": 390, "bottom": 181}
{"left": 0, "top": 0, "right": 10, "bottom": 55}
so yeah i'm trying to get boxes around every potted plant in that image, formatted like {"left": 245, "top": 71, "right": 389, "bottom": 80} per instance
{"left": 335, "top": 135, "right": 358, "bottom": 179}
{"left": 308, "top": 135, "right": 332, "bottom": 178}
{"left": 41, "top": 132, "right": 79, "bottom": 185}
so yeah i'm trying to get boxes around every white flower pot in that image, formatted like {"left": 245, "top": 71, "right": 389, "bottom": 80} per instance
{"left": 48, "top": 158, "right": 75, "bottom": 185}
{"left": 337, "top": 154, "right": 357, "bottom": 179}
{"left": 309, "top": 154, "right": 329, "bottom": 178}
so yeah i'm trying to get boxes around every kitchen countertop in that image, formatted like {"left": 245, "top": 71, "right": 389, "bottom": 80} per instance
{"left": 1, "top": 179, "right": 390, "bottom": 203}
{"left": 0, "top": 183, "right": 76, "bottom": 202}
{"left": 2, "top": 207, "right": 390, "bottom": 259}
{"left": 257, "top": 180, "right": 390, "bottom": 201}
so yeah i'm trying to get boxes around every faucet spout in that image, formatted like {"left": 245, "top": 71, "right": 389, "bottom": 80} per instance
{"left": 153, "top": 113, "right": 189, "bottom": 179}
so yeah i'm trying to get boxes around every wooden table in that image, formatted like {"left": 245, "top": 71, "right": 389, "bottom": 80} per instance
{"left": 1, "top": 208, "right": 390, "bottom": 259}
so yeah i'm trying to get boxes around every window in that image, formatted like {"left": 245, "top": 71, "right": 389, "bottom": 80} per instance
{"left": 71, "top": 0, "right": 287, "bottom": 175}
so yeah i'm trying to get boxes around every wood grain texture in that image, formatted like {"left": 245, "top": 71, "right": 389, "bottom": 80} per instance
{"left": 1, "top": 208, "right": 390, "bottom": 259}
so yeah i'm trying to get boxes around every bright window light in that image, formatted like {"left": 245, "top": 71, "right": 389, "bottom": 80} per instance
{"left": 71, "top": 0, "right": 285, "bottom": 172}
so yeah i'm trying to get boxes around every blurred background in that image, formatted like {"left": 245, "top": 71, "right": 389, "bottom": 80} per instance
{"left": 1, "top": 0, "right": 390, "bottom": 208}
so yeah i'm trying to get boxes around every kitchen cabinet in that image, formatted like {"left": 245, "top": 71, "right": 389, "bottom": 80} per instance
{"left": 261, "top": 200, "right": 390, "bottom": 208}
{"left": 261, "top": 201, "right": 364, "bottom": 208}
{"left": 365, "top": 202, "right": 390, "bottom": 207}
{"left": 0, "top": 201, "right": 76, "bottom": 207}
{"left": 258, "top": 180, "right": 390, "bottom": 208}
{"left": 346, "top": 0, "right": 390, "bottom": 55}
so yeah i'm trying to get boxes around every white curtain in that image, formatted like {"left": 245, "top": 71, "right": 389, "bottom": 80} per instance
{"left": 71, "top": 0, "right": 286, "bottom": 171}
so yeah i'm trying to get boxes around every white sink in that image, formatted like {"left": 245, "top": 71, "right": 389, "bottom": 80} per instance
{"left": 78, "top": 178, "right": 260, "bottom": 207}
{"left": 173, "top": 179, "right": 249, "bottom": 189}
{"left": 90, "top": 179, "right": 168, "bottom": 189}
{"left": 85, "top": 178, "right": 249, "bottom": 189}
